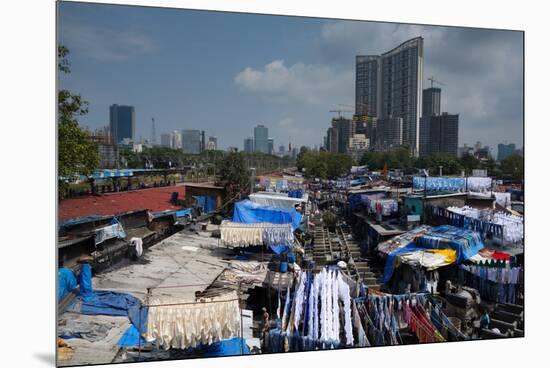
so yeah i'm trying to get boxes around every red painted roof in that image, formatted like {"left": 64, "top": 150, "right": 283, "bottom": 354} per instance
{"left": 59, "top": 185, "right": 186, "bottom": 222}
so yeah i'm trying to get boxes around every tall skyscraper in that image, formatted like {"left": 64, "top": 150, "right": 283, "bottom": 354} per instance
{"left": 355, "top": 56, "right": 380, "bottom": 116}
{"left": 326, "top": 126, "right": 339, "bottom": 153}
{"left": 160, "top": 133, "right": 172, "bottom": 148}
{"left": 422, "top": 87, "right": 441, "bottom": 117}
{"left": 181, "top": 129, "right": 201, "bottom": 154}
{"left": 329, "top": 117, "right": 355, "bottom": 153}
{"left": 109, "top": 104, "right": 135, "bottom": 144}
{"left": 267, "top": 138, "right": 274, "bottom": 155}
{"left": 497, "top": 143, "right": 516, "bottom": 161}
{"left": 355, "top": 37, "right": 423, "bottom": 155}
{"left": 244, "top": 137, "right": 254, "bottom": 153}
{"left": 419, "top": 86, "right": 459, "bottom": 157}
{"left": 254, "top": 125, "right": 269, "bottom": 153}
{"left": 419, "top": 113, "right": 459, "bottom": 156}
{"left": 375, "top": 117, "right": 403, "bottom": 150}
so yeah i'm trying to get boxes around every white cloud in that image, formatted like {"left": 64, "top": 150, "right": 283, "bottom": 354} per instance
{"left": 234, "top": 60, "right": 353, "bottom": 105}
{"left": 60, "top": 17, "right": 154, "bottom": 62}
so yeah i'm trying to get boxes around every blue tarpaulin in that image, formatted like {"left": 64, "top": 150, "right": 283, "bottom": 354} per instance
{"left": 79, "top": 263, "right": 95, "bottom": 301}
{"left": 269, "top": 244, "right": 290, "bottom": 254}
{"left": 288, "top": 190, "right": 303, "bottom": 199}
{"left": 382, "top": 225, "right": 484, "bottom": 283}
{"left": 175, "top": 208, "right": 193, "bottom": 218}
{"left": 415, "top": 225, "right": 484, "bottom": 263}
{"left": 194, "top": 195, "right": 216, "bottom": 213}
{"left": 61, "top": 215, "right": 105, "bottom": 228}
{"left": 382, "top": 242, "right": 418, "bottom": 283}
{"left": 233, "top": 200, "right": 302, "bottom": 230}
{"left": 58, "top": 268, "right": 78, "bottom": 301}
{"left": 69, "top": 264, "right": 148, "bottom": 338}
{"left": 187, "top": 337, "right": 250, "bottom": 357}
{"left": 117, "top": 325, "right": 148, "bottom": 347}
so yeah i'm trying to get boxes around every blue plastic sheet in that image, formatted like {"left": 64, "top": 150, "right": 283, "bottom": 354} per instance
{"left": 69, "top": 264, "right": 148, "bottom": 336}
{"left": 383, "top": 242, "right": 418, "bottom": 283}
{"left": 58, "top": 268, "right": 78, "bottom": 301}
{"left": 382, "top": 225, "right": 484, "bottom": 283}
{"left": 288, "top": 190, "right": 303, "bottom": 198}
{"left": 117, "top": 325, "right": 148, "bottom": 347}
{"left": 187, "top": 337, "right": 250, "bottom": 356}
{"left": 79, "top": 263, "right": 95, "bottom": 301}
{"left": 194, "top": 195, "right": 216, "bottom": 213}
{"left": 415, "top": 225, "right": 484, "bottom": 263}
{"left": 269, "top": 244, "right": 290, "bottom": 254}
{"left": 233, "top": 200, "right": 302, "bottom": 230}
{"left": 175, "top": 208, "right": 192, "bottom": 218}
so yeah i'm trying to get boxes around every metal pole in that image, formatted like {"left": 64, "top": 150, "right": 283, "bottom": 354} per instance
{"left": 138, "top": 303, "right": 142, "bottom": 358}
{"left": 239, "top": 281, "right": 244, "bottom": 355}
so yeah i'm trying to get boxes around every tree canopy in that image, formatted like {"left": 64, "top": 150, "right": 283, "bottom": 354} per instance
{"left": 297, "top": 150, "right": 353, "bottom": 179}
{"left": 58, "top": 46, "right": 100, "bottom": 182}
{"left": 358, "top": 148, "right": 523, "bottom": 179}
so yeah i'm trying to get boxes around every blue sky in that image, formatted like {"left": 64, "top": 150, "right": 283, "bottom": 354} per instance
{"left": 58, "top": 2, "right": 523, "bottom": 153}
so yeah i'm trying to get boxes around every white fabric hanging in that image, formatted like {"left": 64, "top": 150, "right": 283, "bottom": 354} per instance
{"left": 130, "top": 237, "right": 143, "bottom": 257}
{"left": 337, "top": 273, "right": 354, "bottom": 346}
{"left": 146, "top": 292, "right": 240, "bottom": 350}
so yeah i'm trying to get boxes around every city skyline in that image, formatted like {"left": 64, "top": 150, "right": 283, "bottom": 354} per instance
{"left": 58, "top": 2, "right": 523, "bottom": 153}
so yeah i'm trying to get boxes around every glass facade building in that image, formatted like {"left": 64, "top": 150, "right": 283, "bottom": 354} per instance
{"left": 356, "top": 37, "right": 423, "bottom": 155}
{"left": 181, "top": 129, "right": 201, "bottom": 154}
{"left": 109, "top": 104, "right": 135, "bottom": 144}
{"left": 254, "top": 125, "right": 269, "bottom": 153}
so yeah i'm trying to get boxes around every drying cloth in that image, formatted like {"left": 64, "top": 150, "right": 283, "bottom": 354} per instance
{"left": 146, "top": 292, "right": 240, "bottom": 350}
{"left": 398, "top": 249, "right": 457, "bottom": 271}
{"left": 130, "top": 237, "right": 143, "bottom": 257}
{"left": 337, "top": 273, "right": 354, "bottom": 346}
{"left": 220, "top": 221, "right": 264, "bottom": 247}
{"left": 94, "top": 220, "right": 126, "bottom": 245}
{"left": 220, "top": 221, "right": 294, "bottom": 248}
{"left": 58, "top": 319, "right": 116, "bottom": 342}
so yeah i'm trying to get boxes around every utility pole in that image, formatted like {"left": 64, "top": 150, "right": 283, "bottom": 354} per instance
{"left": 151, "top": 118, "right": 156, "bottom": 146}
{"left": 250, "top": 167, "right": 256, "bottom": 194}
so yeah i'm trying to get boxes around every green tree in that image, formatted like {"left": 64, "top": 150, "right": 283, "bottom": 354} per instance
{"left": 500, "top": 153, "right": 523, "bottom": 180}
{"left": 218, "top": 152, "right": 249, "bottom": 210}
{"left": 58, "top": 46, "right": 100, "bottom": 197}
{"left": 459, "top": 153, "right": 480, "bottom": 175}
{"left": 326, "top": 152, "right": 353, "bottom": 179}
{"left": 297, "top": 151, "right": 352, "bottom": 179}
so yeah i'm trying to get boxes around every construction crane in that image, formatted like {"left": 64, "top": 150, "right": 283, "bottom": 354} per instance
{"left": 427, "top": 76, "right": 446, "bottom": 88}
{"left": 339, "top": 102, "right": 371, "bottom": 115}
{"left": 329, "top": 109, "right": 353, "bottom": 118}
